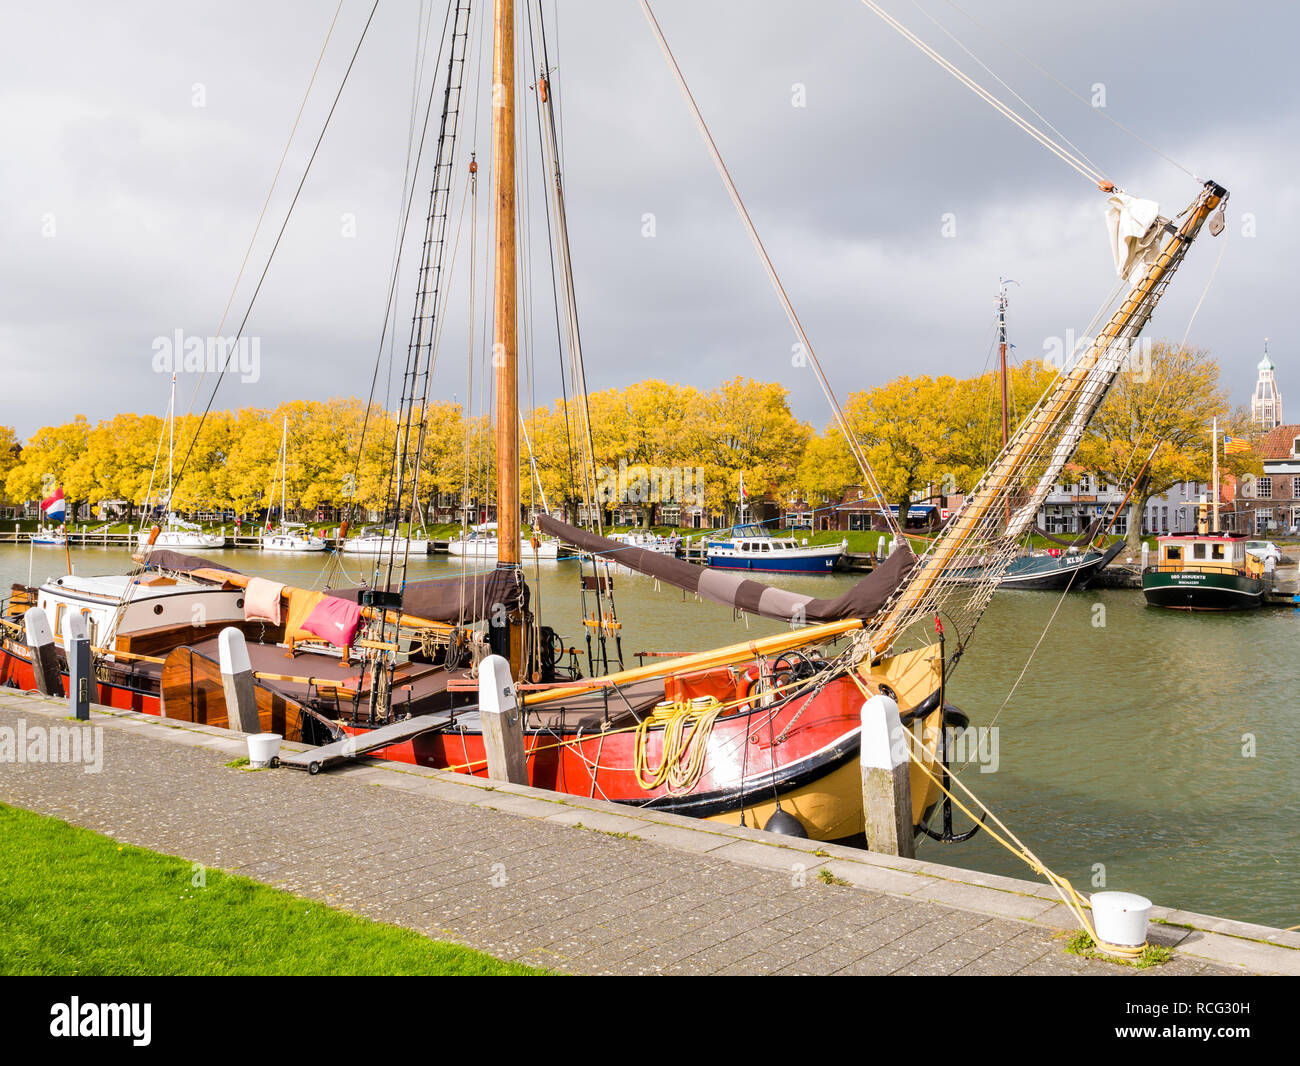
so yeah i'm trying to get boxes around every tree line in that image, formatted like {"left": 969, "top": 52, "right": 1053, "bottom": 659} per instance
{"left": 1, "top": 346, "right": 1259, "bottom": 545}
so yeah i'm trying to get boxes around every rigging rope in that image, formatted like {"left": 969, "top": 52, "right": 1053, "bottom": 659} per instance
{"left": 639, "top": 0, "right": 903, "bottom": 538}
{"left": 170, "top": 0, "right": 382, "bottom": 508}
{"left": 859, "top": 0, "right": 1111, "bottom": 190}
{"left": 941, "top": 0, "right": 1201, "bottom": 183}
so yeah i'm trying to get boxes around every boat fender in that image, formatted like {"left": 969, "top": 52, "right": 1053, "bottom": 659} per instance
{"left": 763, "top": 805, "right": 808, "bottom": 838}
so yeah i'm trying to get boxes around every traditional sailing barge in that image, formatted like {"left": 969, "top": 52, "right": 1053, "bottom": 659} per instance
{"left": 2, "top": 1, "right": 1229, "bottom": 845}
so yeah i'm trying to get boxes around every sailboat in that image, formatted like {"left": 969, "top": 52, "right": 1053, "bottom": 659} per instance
{"left": 135, "top": 374, "right": 225, "bottom": 550}
{"left": 260, "top": 417, "right": 327, "bottom": 552}
{"left": 1, "top": 2, "right": 1228, "bottom": 845}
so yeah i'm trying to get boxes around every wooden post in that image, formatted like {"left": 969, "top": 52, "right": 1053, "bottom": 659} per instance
{"left": 218, "top": 628, "right": 261, "bottom": 734}
{"left": 478, "top": 653, "right": 527, "bottom": 784}
{"left": 860, "top": 694, "right": 914, "bottom": 858}
{"left": 23, "top": 607, "right": 64, "bottom": 698}
{"left": 62, "top": 610, "right": 91, "bottom": 720}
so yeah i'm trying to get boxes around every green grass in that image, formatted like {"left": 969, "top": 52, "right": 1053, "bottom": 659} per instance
{"left": 0, "top": 804, "right": 545, "bottom": 976}
{"left": 1063, "top": 930, "right": 1173, "bottom": 969}
{"left": 816, "top": 868, "right": 849, "bottom": 887}
{"left": 572, "top": 821, "right": 641, "bottom": 842}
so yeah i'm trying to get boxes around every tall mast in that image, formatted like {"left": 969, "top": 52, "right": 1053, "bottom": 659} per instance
{"left": 280, "top": 415, "right": 288, "bottom": 528}
{"left": 167, "top": 372, "right": 175, "bottom": 517}
{"left": 492, "top": 0, "right": 522, "bottom": 670}
{"left": 997, "top": 284, "right": 1010, "bottom": 452}
{"left": 1212, "top": 416, "right": 1220, "bottom": 533}
{"left": 997, "top": 280, "right": 1014, "bottom": 529}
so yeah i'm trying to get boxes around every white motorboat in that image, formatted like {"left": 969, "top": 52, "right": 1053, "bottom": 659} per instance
{"left": 261, "top": 527, "right": 327, "bottom": 553}
{"left": 446, "top": 523, "right": 560, "bottom": 560}
{"left": 341, "top": 528, "right": 430, "bottom": 556}
{"left": 138, "top": 517, "right": 226, "bottom": 551}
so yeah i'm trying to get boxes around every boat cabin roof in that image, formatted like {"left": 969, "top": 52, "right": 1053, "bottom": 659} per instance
{"left": 1154, "top": 532, "right": 1247, "bottom": 543}
{"left": 41, "top": 573, "right": 211, "bottom": 603}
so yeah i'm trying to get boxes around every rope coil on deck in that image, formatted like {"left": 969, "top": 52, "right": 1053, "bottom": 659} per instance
{"left": 633, "top": 696, "right": 725, "bottom": 795}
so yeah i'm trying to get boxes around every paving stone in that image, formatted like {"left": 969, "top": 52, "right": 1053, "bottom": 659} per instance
{"left": 0, "top": 692, "right": 1266, "bottom": 977}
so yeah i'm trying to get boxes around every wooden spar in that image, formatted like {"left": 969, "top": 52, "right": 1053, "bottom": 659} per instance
{"left": 867, "top": 183, "right": 1227, "bottom": 654}
{"left": 491, "top": 0, "right": 523, "bottom": 674}
{"left": 521, "top": 616, "right": 864, "bottom": 706}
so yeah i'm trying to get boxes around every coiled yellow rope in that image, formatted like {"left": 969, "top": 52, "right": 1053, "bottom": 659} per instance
{"left": 633, "top": 697, "right": 725, "bottom": 795}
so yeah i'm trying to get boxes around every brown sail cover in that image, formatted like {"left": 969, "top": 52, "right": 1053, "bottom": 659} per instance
{"left": 325, "top": 568, "right": 527, "bottom": 625}
{"left": 144, "top": 549, "right": 239, "bottom": 575}
{"left": 537, "top": 515, "right": 914, "bottom": 625}
{"left": 145, "top": 549, "right": 524, "bottom": 624}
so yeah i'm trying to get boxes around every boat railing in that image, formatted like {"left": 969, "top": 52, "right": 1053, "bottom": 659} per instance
{"left": 1143, "top": 562, "right": 1246, "bottom": 577}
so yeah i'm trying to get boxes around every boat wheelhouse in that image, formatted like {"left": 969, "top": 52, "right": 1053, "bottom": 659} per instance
{"left": 1141, "top": 532, "right": 1266, "bottom": 610}
{"left": 706, "top": 524, "right": 846, "bottom": 573}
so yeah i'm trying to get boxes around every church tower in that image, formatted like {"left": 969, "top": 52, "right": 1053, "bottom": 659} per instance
{"left": 1251, "top": 339, "right": 1282, "bottom": 429}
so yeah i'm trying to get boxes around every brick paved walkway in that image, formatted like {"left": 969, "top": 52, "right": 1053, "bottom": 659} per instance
{"left": 2, "top": 691, "right": 1294, "bottom": 976}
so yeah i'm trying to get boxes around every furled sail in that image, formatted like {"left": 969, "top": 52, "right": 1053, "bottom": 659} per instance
{"left": 325, "top": 569, "right": 527, "bottom": 626}
{"left": 144, "top": 549, "right": 524, "bottom": 625}
{"left": 537, "top": 515, "right": 914, "bottom": 625}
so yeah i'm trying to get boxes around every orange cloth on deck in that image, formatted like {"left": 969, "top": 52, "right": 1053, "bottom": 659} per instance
{"left": 284, "top": 588, "right": 326, "bottom": 642}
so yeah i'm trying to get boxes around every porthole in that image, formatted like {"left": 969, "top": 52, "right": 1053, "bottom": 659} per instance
{"left": 235, "top": 598, "right": 244, "bottom": 609}
{"left": 153, "top": 604, "right": 164, "bottom": 615}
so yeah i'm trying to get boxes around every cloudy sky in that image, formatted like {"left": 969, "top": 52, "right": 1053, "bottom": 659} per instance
{"left": 2, "top": 0, "right": 1295, "bottom": 442}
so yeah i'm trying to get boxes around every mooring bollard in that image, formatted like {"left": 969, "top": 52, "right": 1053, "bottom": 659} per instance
{"left": 218, "top": 628, "right": 261, "bottom": 734}
{"left": 23, "top": 606, "right": 64, "bottom": 699}
{"left": 1140, "top": 542, "right": 1149, "bottom": 571}
{"left": 860, "top": 694, "right": 914, "bottom": 858}
{"left": 62, "top": 610, "right": 91, "bottom": 721}
{"left": 478, "top": 653, "right": 527, "bottom": 784}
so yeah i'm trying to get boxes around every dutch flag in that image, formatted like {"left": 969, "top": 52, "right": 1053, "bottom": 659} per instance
{"left": 41, "top": 487, "right": 66, "bottom": 523}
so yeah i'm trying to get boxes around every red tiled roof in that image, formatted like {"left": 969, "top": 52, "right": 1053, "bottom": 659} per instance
{"left": 1259, "top": 424, "right": 1300, "bottom": 460}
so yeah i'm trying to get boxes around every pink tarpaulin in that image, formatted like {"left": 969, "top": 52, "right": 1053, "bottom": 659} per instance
{"left": 300, "top": 595, "right": 363, "bottom": 647}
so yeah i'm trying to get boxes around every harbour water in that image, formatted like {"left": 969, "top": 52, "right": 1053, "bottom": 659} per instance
{"left": 4, "top": 544, "right": 1296, "bottom": 928}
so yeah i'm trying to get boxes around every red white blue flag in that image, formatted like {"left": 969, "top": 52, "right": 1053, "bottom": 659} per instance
{"left": 41, "top": 487, "right": 66, "bottom": 522}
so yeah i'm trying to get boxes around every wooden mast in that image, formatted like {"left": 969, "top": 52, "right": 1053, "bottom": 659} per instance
{"left": 998, "top": 282, "right": 1011, "bottom": 528}
{"left": 491, "top": 0, "right": 523, "bottom": 672}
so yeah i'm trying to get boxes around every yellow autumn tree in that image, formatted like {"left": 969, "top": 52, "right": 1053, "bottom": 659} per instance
{"left": 1073, "top": 341, "right": 1258, "bottom": 552}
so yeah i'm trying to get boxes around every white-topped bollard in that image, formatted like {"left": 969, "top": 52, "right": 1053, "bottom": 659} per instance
{"left": 1090, "top": 891, "right": 1153, "bottom": 951}
{"left": 246, "top": 732, "right": 282, "bottom": 768}
{"left": 218, "top": 627, "right": 261, "bottom": 734}
{"left": 478, "top": 653, "right": 527, "bottom": 784}
{"left": 860, "top": 694, "right": 915, "bottom": 858}
{"left": 23, "top": 606, "right": 64, "bottom": 699}
{"left": 62, "top": 610, "right": 91, "bottom": 721}
{"left": 1140, "top": 542, "right": 1149, "bottom": 571}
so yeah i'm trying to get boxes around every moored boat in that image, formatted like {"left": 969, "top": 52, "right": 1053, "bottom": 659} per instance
{"left": 446, "top": 523, "right": 561, "bottom": 560}
{"left": 706, "top": 524, "right": 847, "bottom": 573}
{"left": 1141, "top": 532, "right": 1265, "bottom": 610}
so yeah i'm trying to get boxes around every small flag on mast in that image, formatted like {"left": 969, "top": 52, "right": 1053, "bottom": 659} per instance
{"left": 41, "top": 487, "right": 66, "bottom": 523}
{"left": 1223, "top": 435, "right": 1250, "bottom": 455}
